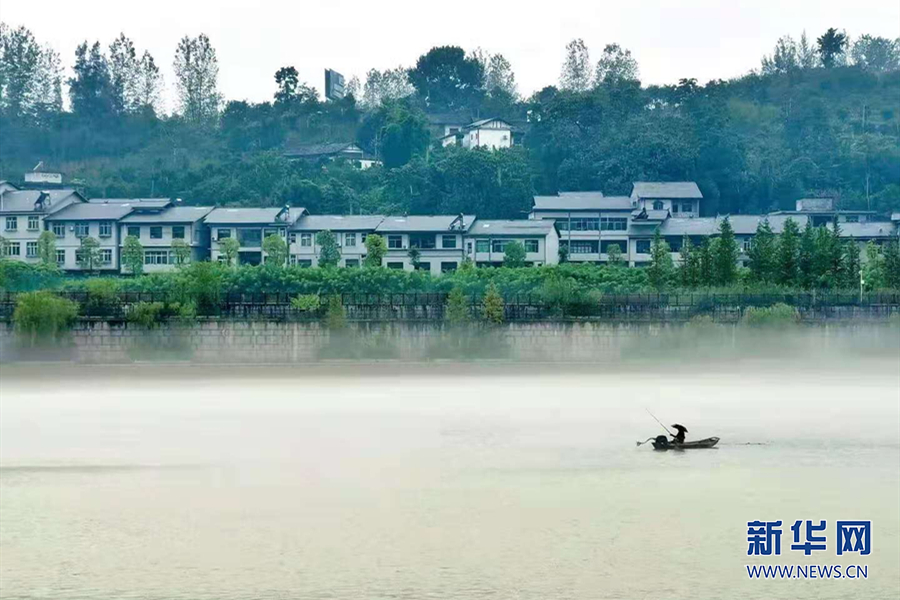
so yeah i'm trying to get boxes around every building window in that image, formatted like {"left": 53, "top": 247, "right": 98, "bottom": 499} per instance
{"left": 600, "top": 240, "right": 624, "bottom": 254}
{"left": 98, "top": 221, "right": 112, "bottom": 237}
{"left": 56, "top": 249, "right": 65, "bottom": 265}
{"left": 289, "top": 233, "right": 297, "bottom": 244}
{"left": 263, "top": 228, "right": 278, "bottom": 239}
{"left": 409, "top": 234, "right": 435, "bottom": 249}
{"left": 290, "top": 255, "right": 312, "bottom": 267}
{"left": 75, "top": 223, "right": 89, "bottom": 238}
{"left": 601, "top": 217, "right": 628, "bottom": 231}
{"left": 845, "top": 215, "right": 859, "bottom": 223}
{"left": 99, "top": 249, "right": 112, "bottom": 265}
{"left": 172, "top": 226, "right": 185, "bottom": 239}
{"left": 344, "top": 258, "right": 360, "bottom": 268}
{"left": 475, "top": 240, "right": 490, "bottom": 253}
{"left": 388, "top": 235, "right": 403, "bottom": 249}
{"left": 441, "top": 235, "right": 457, "bottom": 249}
{"left": 5, "top": 216, "right": 17, "bottom": 231}
{"left": 52, "top": 223, "right": 66, "bottom": 238}
{"left": 557, "top": 218, "right": 599, "bottom": 232}
{"left": 415, "top": 261, "right": 430, "bottom": 271}
{"left": 3, "top": 242, "right": 20, "bottom": 256}
{"left": 217, "top": 228, "right": 231, "bottom": 240}
{"left": 524, "top": 239, "right": 539, "bottom": 253}
{"left": 440, "top": 261, "right": 458, "bottom": 273}
{"left": 345, "top": 233, "right": 356, "bottom": 247}
{"left": 26, "top": 241, "right": 38, "bottom": 257}
{"left": 300, "top": 233, "right": 312, "bottom": 247}
{"left": 570, "top": 240, "right": 598, "bottom": 254}
{"left": 491, "top": 240, "right": 507, "bottom": 253}
{"left": 127, "top": 226, "right": 140, "bottom": 238}
{"left": 150, "top": 226, "right": 163, "bottom": 239}
{"left": 742, "top": 239, "right": 753, "bottom": 253}
{"left": 682, "top": 202, "right": 693, "bottom": 213}
{"left": 27, "top": 215, "right": 39, "bottom": 231}
{"left": 652, "top": 201, "right": 664, "bottom": 210}
{"left": 387, "top": 261, "right": 404, "bottom": 269}
{"left": 672, "top": 203, "right": 679, "bottom": 214}
{"left": 636, "top": 240, "right": 651, "bottom": 254}
{"left": 144, "top": 250, "right": 170, "bottom": 265}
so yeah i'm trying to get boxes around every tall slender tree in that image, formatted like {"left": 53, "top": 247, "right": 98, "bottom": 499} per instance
{"left": 747, "top": 218, "right": 777, "bottom": 283}
{"left": 713, "top": 217, "right": 739, "bottom": 286}
{"left": 559, "top": 39, "right": 592, "bottom": 92}
{"left": 776, "top": 218, "right": 801, "bottom": 286}
{"left": 173, "top": 33, "right": 221, "bottom": 124}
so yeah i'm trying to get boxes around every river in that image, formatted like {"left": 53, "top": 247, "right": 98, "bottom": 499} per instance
{"left": 1, "top": 357, "right": 898, "bottom": 599}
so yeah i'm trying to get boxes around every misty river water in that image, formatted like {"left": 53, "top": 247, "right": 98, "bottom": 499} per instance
{"left": 1, "top": 354, "right": 898, "bottom": 599}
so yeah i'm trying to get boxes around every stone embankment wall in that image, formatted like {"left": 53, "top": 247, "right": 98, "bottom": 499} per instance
{"left": 1, "top": 318, "right": 897, "bottom": 364}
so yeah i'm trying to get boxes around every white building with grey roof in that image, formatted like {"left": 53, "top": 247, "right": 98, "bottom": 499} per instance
{"left": 631, "top": 181, "right": 702, "bottom": 218}
{"left": 0, "top": 183, "right": 86, "bottom": 264}
{"left": 466, "top": 219, "right": 560, "bottom": 266}
{"left": 120, "top": 205, "right": 215, "bottom": 272}
{"left": 289, "top": 215, "right": 385, "bottom": 268}
{"left": 374, "top": 214, "right": 475, "bottom": 275}
{"left": 206, "top": 207, "right": 306, "bottom": 266}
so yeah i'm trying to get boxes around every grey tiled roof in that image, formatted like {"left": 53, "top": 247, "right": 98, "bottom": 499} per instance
{"left": 631, "top": 209, "right": 670, "bottom": 222}
{"left": 376, "top": 215, "right": 476, "bottom": 233}
{"left": 533, "top": 193, "right": 634, "bottom": 211}
{"left": 121, "top": 206, "right": 215, "bottom": 223}
{"left": 204, "top": 207, "right": 292, "bottom": 226}
{"left": 469, "top": 219, "right": 556, "bottom": 236}
{"left": 632, "top": 181, "right": 702, "bottom": 199}
{"left": 0, "top": 189, "right": 83, "bottom": 213}
{"left": 292, "top": 215, "right": 385, "bottom": 231}
{"left": 467, "top": 118, "right": 511, "bottom": 129}
{"left": 828, "top": 222, "right": 898, "bottom": 239}
{"left": 45, "top": 202, "right": 136, "bottom": 221}
{"left": 660, "top": 215, "right": 811, "bottom": 236}
{"left": 88, "top": 198, "right": 172, "bottom": 208}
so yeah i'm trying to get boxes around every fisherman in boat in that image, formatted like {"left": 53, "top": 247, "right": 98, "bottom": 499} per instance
{"left": 671, "top": 424, "right": 688, "bottom": 445}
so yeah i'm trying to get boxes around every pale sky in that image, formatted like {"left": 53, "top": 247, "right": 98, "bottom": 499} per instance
{"left": 3, "top": 0, "right": 899, "bottom": 112}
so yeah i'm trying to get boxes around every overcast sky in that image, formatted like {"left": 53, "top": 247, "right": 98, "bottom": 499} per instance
{"left": 4, "top": 0, "right": 899, "bottom": 112}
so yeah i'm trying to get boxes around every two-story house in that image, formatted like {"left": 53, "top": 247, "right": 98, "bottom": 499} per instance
{"left": 207, "top": 207, "right": 306, "bottom": 266}
{"left": 0, "top": 183, "right": 86, "bottom": 263}
{"left": 120, "top": 206, "right": 214, "bottom": 272}
{"left": 289, "top": 215, "right": 385, "bottom": 268}
{"left": 440, "top": 118, "right": 513, "bottom": 150}
{"left": 466, "top": 219, "right": 559, "bottom": 266}
{"left": 530, "top": 192, "right": 634, "bottom": 264}
{"left": 374, "top": 214, "right": 475, "bottom": 275}
{"left": 631, "top": 182, "right": 702, "bottom": 218}
{"left": 44, "top": 200, "right": 174, "bottom": 272}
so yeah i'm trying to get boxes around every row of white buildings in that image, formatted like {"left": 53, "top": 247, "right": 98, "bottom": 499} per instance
{"left": 1, "top": 179, "right": 897, "bottom": 276}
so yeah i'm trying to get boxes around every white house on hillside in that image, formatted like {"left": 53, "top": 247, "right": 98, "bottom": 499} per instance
{"left": 440, "top": 118, "right": 512, "bottom": 150}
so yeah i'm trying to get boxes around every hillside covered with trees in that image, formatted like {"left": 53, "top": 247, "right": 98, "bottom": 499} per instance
{"left": 1, "top": 25, "right": 899, "bottom": 218}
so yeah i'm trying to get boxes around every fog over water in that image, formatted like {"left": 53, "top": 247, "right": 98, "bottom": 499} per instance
{"left": 1, "top": 335, "right": 898, "bottom": 599}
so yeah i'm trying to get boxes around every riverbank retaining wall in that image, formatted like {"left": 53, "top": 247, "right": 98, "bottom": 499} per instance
{"left": 1, "top": 318, "right": 897, "bottom": 364}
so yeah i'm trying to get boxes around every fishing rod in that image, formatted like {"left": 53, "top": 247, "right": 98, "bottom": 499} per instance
{"left": 645, "top": 408, "right": 673, "bottom": 436}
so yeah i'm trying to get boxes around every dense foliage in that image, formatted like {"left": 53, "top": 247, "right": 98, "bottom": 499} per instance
{"left": 2, "top": 26, "right": 898, "bottom": 217}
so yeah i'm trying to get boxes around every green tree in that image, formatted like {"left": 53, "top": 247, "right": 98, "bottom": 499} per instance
{"left": 375, "top": 103, "right": 431, "bottom": 169}
{"left": 594, "top": 43, "right": 640, "bottom": 86}
{"left": 558, "top": 244, "right": 569, "bottom": 264}
{"left": 861, "top": 241, "right": 885, "bottom": 291}
{"left": 122, "top": 234, "right": 144, "bottom": 275}
{"left": 325, "top": 294, "right": 346, "bottom": 329}
{"left": 37, "top": 231, "right": 56, "bottom": 266}
{"left": 407, "top": 247, "right": 421, "bottom": 269}
{"left": 76, "top": 236, "right": 101, "bottom": 272}
{"left": 817, "top": 28, "right": 848, "bottom": 68}
{"left": 843, "top": 239, "right": 861, "bottom": 290}
{"left": 678, "top": 235, "right": 698, "bottom": 287}
{"left": 408, "top": 46, "right": 484, "bottom": 109}
{"left": 316, "top": 230, "right": 341, "bottom": 268}
{"left": 171, "top": 239, "right": 191, "bottom": 266}
{"left": 69, "top": 41, "right": 114, "bottom": 119}
{"left": 219, "top": 237, "right": 240, "bottom": 266}
{"left": 798, "top": 222, "right": 817, "bottom": 289}
{"left": 262, "top": 233, "right": 288, "bottom": 266}
{"left": 364, "top": 234, "right": 387, "bottom": 268}
{"left": 172, "top": 33, "right": 221, "bottom": 124}
{"left": 445, "top": 287, "right": 470, "bottom": 325}
{"left": 12, "top": 291, "right": 78, "bottom": 346}
{"left": 647, "top": 230, "right": 673, "bottom": 291}
{"left": 559, "top": 38, "right": 592, "bottom": 91}
{"left": 747, "top": 218, "right": 777, "bottom": 284}
{"left": 882, "top": 240, "right": 900, "bottom": 289}
{"left": 776, "top": 218, "right": 801, "bottom": 287}
{"left": 606, "top": 242, "right": 624, "bottom": 267}
{"left": 698, "top": 239, "right": 714, "bottom": 287}
{"left": 713, "top": 218, "right": 739, "bottom": 286}
{"left": 503, "top": 240, "right": 527, "bottom": 267}
{"left": 481, "top": 284, "right": 505, "bottom": 324}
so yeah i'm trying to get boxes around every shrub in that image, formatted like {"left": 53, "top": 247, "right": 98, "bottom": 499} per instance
{"left": 482, "top": 284, "right": 505, "bottom": 324}
{"left": 741, "top": 303, "right": 800, "bottom": 327}
{"left": 445, "top": 287, "right": 471, "bottom": 325}
{"left": 83, "top": 278, "right": 121, "bottom": 317}
{"left": 325, "top": 295, "right": 346, "bottom": 329}
{"left": 291, "top": 294, "right": 321, "bottom": 313}
{"left": 128, "top": 301, "right": 166, "bottom": 328}
{"left": 13, "top": 291, "right": 79, "bottom": 345}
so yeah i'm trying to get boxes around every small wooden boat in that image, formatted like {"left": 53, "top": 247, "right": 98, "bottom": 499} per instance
{"left": 652, "top": 436, "right": 720, "bottom": 451}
